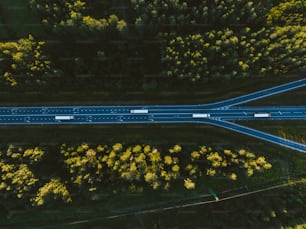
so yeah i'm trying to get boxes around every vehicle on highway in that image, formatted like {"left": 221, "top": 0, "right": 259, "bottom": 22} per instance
{"left": 254, "top": 113, "right": 271, "bottom": 118}
{"left": 130, "top": 109, "right": 149, "bottom": 114}
{"left": 0, "top": 78, "right": 305, "bottom": 152}
{"left": 192, "top": 113, "right": 210, "bottom": 118}
{"left": 55, "top": 116, "right": 75, "bottom": 120}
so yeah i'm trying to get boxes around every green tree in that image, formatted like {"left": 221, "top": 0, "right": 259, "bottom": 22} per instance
{"left": 30, "top": 0, "right": 126, "bottom": 35}
{"left": 132, "top": 0, "right": 272, "bottom": 34}
{"left": 162, "top": 30, "right": 245, "bottom": 81}
{"left": 265, "top": 25, "right": 306, "bottom": 74}
{"left": 267, "top": 0, "right": 306, "bottom": 26}
{"left": 162, "top": 25, "right": 305, "bottom": 81}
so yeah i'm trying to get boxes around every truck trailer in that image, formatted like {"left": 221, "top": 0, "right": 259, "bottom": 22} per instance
{"left": 192, "top": 113, "right": 210, "bottom": 118}
{"left": 55, "top": 116, "right": 74, "bottom": 120}
{"left": 130, "top": 109, "right": 149, "bottom": 114}
{"left": 254, "top": 113, "right": 271, "bottom": 118}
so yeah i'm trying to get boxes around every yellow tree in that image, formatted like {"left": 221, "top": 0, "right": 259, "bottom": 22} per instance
{"left": 0, "top": 162, "right": 38, "bottom": 199}
{"left": 30, "top": 0, "right": 126, "bottom": 34}
{"left": 31, "top": 178, "right": 72, "bottom": 206}
{"left": 0, "top": 35, "right": 57, "bottom": 86}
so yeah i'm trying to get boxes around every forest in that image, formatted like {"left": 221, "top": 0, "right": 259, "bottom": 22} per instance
{"left": 0, "top": 0, "right": 305, "bottom": 227}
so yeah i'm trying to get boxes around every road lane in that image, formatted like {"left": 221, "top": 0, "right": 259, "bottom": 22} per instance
{"left": 0, "top": 78, "right": 305, "bottom": 153}
{"left": 205, "top": 119, "right": 306, "bottom": 153}
{"left": 201, "top": 78, "right": 306, "bottom": 108}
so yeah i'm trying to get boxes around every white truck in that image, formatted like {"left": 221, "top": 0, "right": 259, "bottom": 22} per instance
{"left": 254, "top": 113, "right": 271, "bottom": 118}
{"left": 130, "top": 109, "right": 149, "bottom": 114}
{"left": 192, "top": 113, "right": 210, "bottom": 118}
{"left": 55, "top": 116, "right": 74, "bottom": 121}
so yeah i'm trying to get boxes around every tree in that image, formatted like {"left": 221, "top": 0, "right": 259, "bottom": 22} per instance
{"left": 184, "top": 178, "right": 195, "bottom": 190}
{"left": 61, "top": 145, "right": 104, "bottom": 192}
{"left": 132, "top": 0, "right": 272, "bottom": 34}
{"left": 0, "top": 35, "right": 58, "bottom": 86}
{"left": 31, "top": 178, "right": 72, "bottom": 206}
{"left": 265, "top": 25, "right": 306, "bottom": 74}
{"left": 61, "top": 143, "right": 273, "bottom": 193}
{"left": 0, "top": 162, "right": 38, "bottom": 199}
{"left": 30, "top": 0, "right": 126, "bottom": 35}
{"left": 267, "top": 0, "right": 306, "bottom": 26}
{"left": 162, "top": 23, "right": 305, "bottom": 81}
{"left": 162, "top": 30, "right": 244, "bottom": 81}
{"left": 4, "top": 144, "right": 44, "bottom": 164}
{"left": 183, "top": 146, "right": 272, "bottom": 187}
{"left": 0, "top": 145, "right": 44, "bottom": 199}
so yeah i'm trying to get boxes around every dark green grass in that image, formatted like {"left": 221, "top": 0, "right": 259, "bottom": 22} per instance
{"left": 0, "top": 75, "right": 302, "bottom": 106}
{"left": 77, "top": 181, "right": 306, "bottom": 229}
{"left": 244, "top": 87, "right": 306, "bottom": 106}
{"left": 0, "top": 0, "right": 42, "bottom": 39}
{"left": 240, "top": 120, "right": 306, "bottom": 144}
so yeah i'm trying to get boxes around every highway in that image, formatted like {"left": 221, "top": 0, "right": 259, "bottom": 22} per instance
{"left": 0, "top": 78, "right": 305, "bottom": 153}
{"left": 206, "top": 119, "right": 306, "bottom": 153}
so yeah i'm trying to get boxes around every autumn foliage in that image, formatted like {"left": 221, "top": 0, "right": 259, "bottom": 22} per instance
{"left": 0, "top": 143, "right": 272, "bottom": 206}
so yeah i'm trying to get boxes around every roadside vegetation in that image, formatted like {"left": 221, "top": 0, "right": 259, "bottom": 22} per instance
{"left": 29, "top": 0, "right": 126, "bottom": 35}
{"left": 162, "top": 25, "right": 305, "bottom": 81}
{"left": 1, "top": 142, "right": 305, "bottom": 228}
{"left": 0, "top": 35, "right": 59, "bottom": 86}
{"left": 0, "top": 0, "right": 304, "bottom": 90}
{"left": 0, "top": 143, "right": 271, "bottom": 206}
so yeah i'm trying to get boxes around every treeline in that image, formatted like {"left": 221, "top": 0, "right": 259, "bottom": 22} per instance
{"left": 29, "top": 0, "right": 126, "bottom": 35}
{"left": 161, "top": 0, "right": 305, "bottom": 81}
{"left": 132, "top": 0, "right": 272, "bottom": 32}
{"left": 0, "top": 143, "right": 271, "bottom": 208}
{"left": 0, "top": 0, "right": 305, "bottom": 88}
{"left": 1, "top": 143, "right": 305, "bottom": 227}
{"left": 162, "top": 25, "right": 305, "bottom": 81}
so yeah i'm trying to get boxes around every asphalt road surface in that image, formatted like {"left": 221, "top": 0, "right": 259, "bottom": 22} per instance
{"left": 0, "top": 78, "right": 305, "bottom": 153}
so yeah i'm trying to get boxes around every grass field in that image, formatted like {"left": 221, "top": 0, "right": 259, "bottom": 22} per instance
{"left": 1, "top": 163, "right": 304, "bottom": 228}
{"left": 0, "top": 75, "right": 302, "bottom": 105}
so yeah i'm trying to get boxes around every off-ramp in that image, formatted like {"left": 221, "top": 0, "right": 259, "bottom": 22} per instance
{"left": 1, "top": 78, "right": 305, "bottom": 153}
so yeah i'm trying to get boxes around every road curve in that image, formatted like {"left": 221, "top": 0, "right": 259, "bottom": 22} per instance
{"left": 204, "top": 119, "right": 306, "bottom": 153}
{"left": 200, "top": 77, "right": 306, "bottom": 109}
